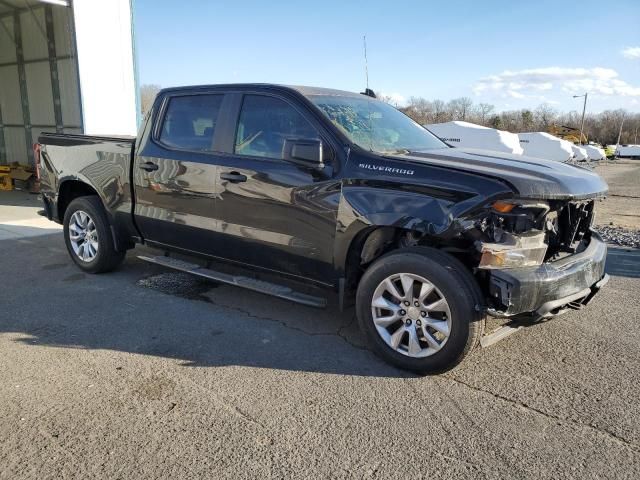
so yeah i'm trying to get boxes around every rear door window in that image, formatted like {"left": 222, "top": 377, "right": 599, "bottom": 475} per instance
{"left": 159, "top": 95, "right": 224, "bottom": 151}
{"left": 234, "top": 95, "right": 319, "bottom": 159}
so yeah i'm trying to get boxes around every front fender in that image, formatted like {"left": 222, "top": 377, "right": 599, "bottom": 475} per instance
{"left": 333, "top": 179, "right": 511, "bottom": 276}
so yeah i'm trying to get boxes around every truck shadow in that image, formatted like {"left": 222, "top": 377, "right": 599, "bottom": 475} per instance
{"left": 2, "top": 233, "right": 637, "bottom": 377}
{"left": 605, "top": 247, "right": 640, "bottom": 278}
{"left": 1, "top": 235, "right": 408, "bottom": 378}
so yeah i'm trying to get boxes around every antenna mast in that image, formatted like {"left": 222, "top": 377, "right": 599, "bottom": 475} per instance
{"left": 363, "top": 35, "right": 369, "bottom": 91}
{"left": 360, "top": 35, "right": 376, "bottom": 98}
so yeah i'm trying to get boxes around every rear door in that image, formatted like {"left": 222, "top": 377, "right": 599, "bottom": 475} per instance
{"left": 212, "top": 92, "right": 340, "bottom": 281}
{"left": 133, "top": 91, "right": 228, "bottom": 255}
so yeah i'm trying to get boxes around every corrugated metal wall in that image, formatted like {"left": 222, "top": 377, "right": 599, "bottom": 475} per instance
{"left": 0, "top": 3, "right": 82, "bottom": 166}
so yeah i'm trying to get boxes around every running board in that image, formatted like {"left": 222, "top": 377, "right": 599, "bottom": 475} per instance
{"left": 138, "top": 255, "right": 327, "bottom": 308}
{"left": 480, "top": 324, "right": 523, "bottom": 348}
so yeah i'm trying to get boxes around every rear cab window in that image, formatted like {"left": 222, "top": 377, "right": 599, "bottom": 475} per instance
{"left": 234, "top": 94, "right": 319, "bottom": 159}
{"left": 159, "top": 95, "right": 224, "bottom": 151}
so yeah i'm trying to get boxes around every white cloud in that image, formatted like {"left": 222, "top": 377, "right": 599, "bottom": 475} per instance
{"left": 473, "top": 67, "right": 640, "bottom": 99}
{"left": 378, "top": 91, "right": 407, "bottom": 106}
{"left": 622, "top": 46, "right": 640, "bottom": 59}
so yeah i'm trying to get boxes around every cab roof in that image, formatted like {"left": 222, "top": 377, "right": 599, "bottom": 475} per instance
{"left": 158, "top": 83, "right": 365, "bottom": 99}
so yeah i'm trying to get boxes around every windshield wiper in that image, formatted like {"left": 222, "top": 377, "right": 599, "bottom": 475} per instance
{"left": 382, "top": 149, "right": 411, "bottom": 155}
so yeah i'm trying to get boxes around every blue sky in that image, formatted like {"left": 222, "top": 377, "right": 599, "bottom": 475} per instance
{"left": 133, "top": 0, "right": 640, "bottom": 113}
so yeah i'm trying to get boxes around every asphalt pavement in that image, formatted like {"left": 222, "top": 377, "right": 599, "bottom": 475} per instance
{"left": 1, "top": 191, "right": 639, "bottom": 479}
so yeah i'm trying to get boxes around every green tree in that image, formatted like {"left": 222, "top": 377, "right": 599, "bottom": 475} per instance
{"left": 521, "top": 110, "right": 534, "bottom": 131}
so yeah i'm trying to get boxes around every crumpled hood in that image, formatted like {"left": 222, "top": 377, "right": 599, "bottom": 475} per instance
{"left": 387, "top": 147, "right": 608, "bottom": 200}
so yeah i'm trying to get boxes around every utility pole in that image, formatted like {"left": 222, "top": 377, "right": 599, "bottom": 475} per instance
{"left": 573, "top": 93, "right": 588, "bottom": 144}
{"left": 615, "top": 115, "right": 625, "bottom": 148}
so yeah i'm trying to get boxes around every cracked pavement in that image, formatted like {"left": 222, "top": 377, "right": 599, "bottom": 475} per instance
{"left": 1, "top": 195, "right": 640, "bottom": 478}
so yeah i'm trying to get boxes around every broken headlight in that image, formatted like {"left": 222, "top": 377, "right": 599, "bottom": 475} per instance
{"left": 477, "top": 229, "right": 547, "bottom": 269}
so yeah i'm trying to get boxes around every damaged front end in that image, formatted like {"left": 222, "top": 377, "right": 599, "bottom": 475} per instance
{"left": 467, "top": 198, "right": 608, "bottom": 319}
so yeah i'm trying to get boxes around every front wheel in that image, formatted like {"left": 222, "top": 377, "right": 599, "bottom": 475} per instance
{"left": 63, "top": 196, "right": 125, "bottom": 273}
{"left": 356, "top": 247, "right": 484, "bottom": 374}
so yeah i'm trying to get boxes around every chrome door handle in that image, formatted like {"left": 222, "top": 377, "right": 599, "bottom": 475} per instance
{"left": 139, "top": 161, "right": 159, "bottom": 172}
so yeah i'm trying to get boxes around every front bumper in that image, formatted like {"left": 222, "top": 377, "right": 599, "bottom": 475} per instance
{"left": 487, "top": 230, "right": 608, "bottom": 318}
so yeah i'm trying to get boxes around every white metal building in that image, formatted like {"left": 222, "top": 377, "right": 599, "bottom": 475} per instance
{"left": 0, "top": 0, "right": 138, "bottom": 166}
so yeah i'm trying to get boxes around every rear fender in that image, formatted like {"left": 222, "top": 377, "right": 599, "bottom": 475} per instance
{"left": 56, "top": 176, "right": 130, "bottom": 252}
{"left": 56, "top": 174, "right": 112, "bottom": 221}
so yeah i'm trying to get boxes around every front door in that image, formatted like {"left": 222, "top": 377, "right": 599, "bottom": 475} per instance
{"left": 133, "top": 92, "right": 226, "bottom": 255}
{"left": 214, "top": 93, "right": 340, "bottom": 281}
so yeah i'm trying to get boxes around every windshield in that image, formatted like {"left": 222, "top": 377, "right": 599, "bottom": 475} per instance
{"left": 308, "top": 94, "right": 448, "bottom": 154}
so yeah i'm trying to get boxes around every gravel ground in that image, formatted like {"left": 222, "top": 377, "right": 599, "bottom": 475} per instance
{"left": 591, "top": 160, "right": 640, "bottom": 248}
{"left": 595, "top": 225, "right": 640, "bottom": 249}
{"left": 593, "top": 161, "right": 640, "bottom": 232}
{"left": 1, "top": 188, "right": 640, "bottom": 479}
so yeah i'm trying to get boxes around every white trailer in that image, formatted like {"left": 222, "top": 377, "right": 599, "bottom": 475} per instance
{"left": 616, "top": 145, "right": 640, "bottom": 159}
{"left": 571, "top": 145, "right": 588, "bottom": 162}
{"left": 424, "top": 121, "right": 523, "bottom": 155}
{"left": 518, "top": 132, "right": 574, "bottom": 162}
{"left": 584, "top": 145, "right": 606, "bottom": 161}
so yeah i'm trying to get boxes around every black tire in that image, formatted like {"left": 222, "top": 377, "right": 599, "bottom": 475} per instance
{"left": 63, "top": 196, "right": 125, "bottom": 273}
{"left": 356, "top": 246, "right": 484, "bottom": 374}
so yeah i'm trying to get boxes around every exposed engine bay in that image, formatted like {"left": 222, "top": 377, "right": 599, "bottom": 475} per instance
{"left": 473, "top": 199, "right": 597, "bottom": 269}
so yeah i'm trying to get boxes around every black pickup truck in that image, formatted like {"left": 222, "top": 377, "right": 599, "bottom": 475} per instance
{"left": 37, "top": 84, "right": 609, "bottom": 373}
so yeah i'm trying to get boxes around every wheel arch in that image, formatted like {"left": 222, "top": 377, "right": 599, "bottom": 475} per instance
{"left": 339, "top": 219, "right": 481, "bottom": 301}
{"left": 57, "top": 179, "right": 129, "bottom": 252}
{"left": 57, "top": 179, "right": 101, "bottom": 222}
{"left": 341, "top": 224, "right": 430, "bottom": 292}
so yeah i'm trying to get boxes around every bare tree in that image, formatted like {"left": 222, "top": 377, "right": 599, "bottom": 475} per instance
{"left": 499, "top": 110, "right": 519, "bottom": 132}
{"left": 394, "top": 95, "right": 640, "bottom": 145}
{"left": 534, "top": 103, "right": 558, "bottom": 130}
{"left": 432, "top": 100, "right": 448, "bottom": 123}
{"left": 476, "top": 103, "right": 495, "bottom": 125}
{"left": 401, "top": 97, "right": 434, "bottom": 125}
{"left": 140, "top": 84, "right": 162, "bottom": 116}
{"left": 446, "top": 97, "right": 473, "bottom": 121}
{"left": 378, "top": 93, "right": 401, "bottom": 107}
{"left": 458, "top": 97, "right": 474, "bottom": 121}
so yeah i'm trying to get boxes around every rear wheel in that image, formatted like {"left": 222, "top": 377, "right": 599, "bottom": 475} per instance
{"left": 356, "top": 247, "right": 484, "bottom": 374}
{"left": 63, "top": 196, "right": 125, "bottom": 273}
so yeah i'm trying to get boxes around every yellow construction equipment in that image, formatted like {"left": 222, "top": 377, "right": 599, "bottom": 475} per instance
{"left": 548, "top": 124, "right": 587, "bottom": 144}
{"left": 0, "top": 166, "right": 12, "bottom": 191}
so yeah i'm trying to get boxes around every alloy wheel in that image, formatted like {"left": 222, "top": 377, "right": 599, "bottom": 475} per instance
{"left": 370, "top": 273, "right": 452, "bottom": 358}
{"left": 68, "top": 210, "right": 99, "bottom": 262}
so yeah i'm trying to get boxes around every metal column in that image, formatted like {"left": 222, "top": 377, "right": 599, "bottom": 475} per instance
{"left": 13, "top": 10, "right": 34, "bottom": 165}
{"left": 44, "top": 5, "right": 64, "bottom": 134}
{"left": 0, "top": 93, "right": 4, "bottom": 164}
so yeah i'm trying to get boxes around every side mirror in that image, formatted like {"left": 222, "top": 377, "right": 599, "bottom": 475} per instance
{"left": 283, "top": 138, "right": 324, "bottom": 168}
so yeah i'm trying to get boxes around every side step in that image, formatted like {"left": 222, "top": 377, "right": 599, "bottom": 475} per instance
{"left": 480, "top": 323, "right": 523, "bottom": 348}
{"left": 138, "top": 255, "right": 327, "bottom": 308}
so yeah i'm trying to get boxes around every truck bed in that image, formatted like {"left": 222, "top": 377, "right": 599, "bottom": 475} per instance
{"left": 37, "top": 132, "right": 138, "bottom": 242}
{"left": 38, "top": 132, "right": 135, "bottom": 147}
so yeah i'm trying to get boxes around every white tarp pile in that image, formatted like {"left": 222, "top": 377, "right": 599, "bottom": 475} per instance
{"left": 616, "top": 145, "right": 640, "bottom": 158}
{"left": 518, "top": 132, "right": 574, "bottom": 162}
{"left": 584, "top": 145, "right": 606, "bottom": 161}
{"left": 571, "top": 145, "right": 588, "bottom": 161}
{"left": 425, "top": 121, "right": 524, "bottom": 155}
